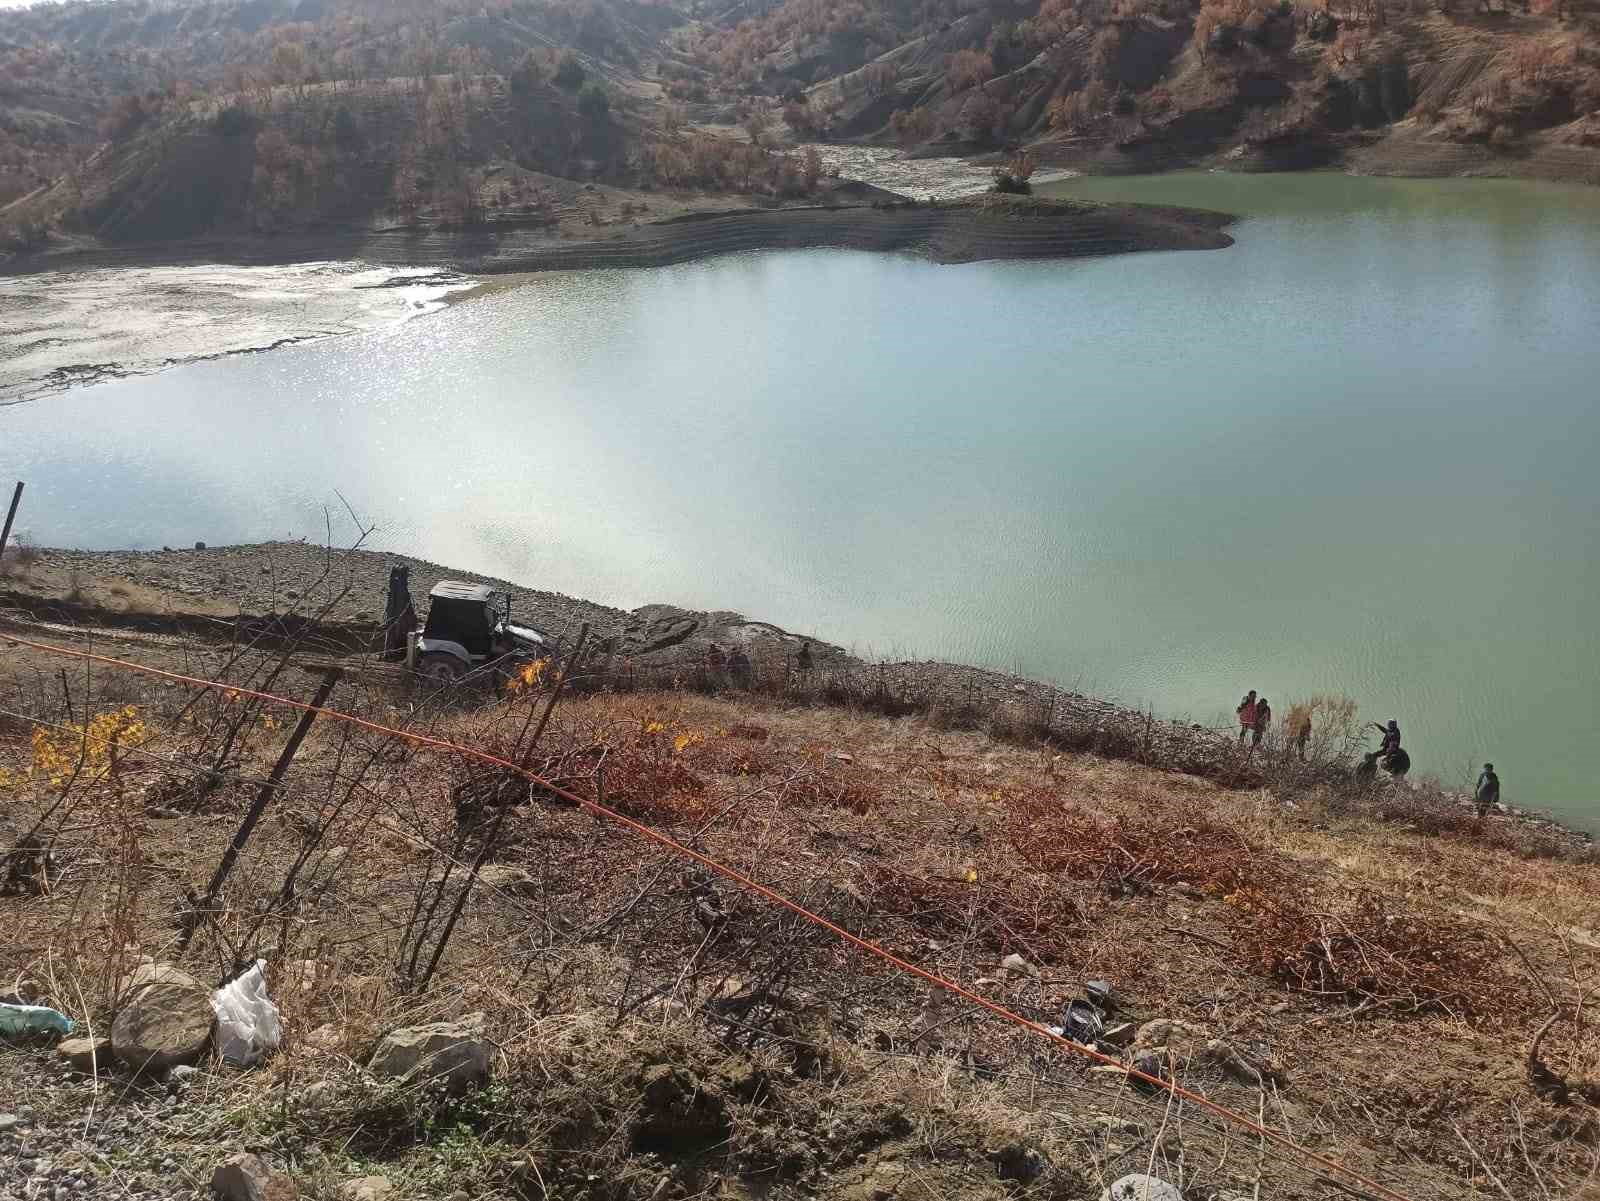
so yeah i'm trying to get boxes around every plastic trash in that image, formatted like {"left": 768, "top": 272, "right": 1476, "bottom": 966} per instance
{"left": 210, "top": 960, "right": 281, "bottom": 1067}
{"left": 0, "top": 1002, "right": 75, "bottom": 1038}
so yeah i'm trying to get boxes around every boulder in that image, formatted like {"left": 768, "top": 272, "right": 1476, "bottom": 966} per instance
{"left": 368, "top": 1012, "right": 490, "bottom": 1092}
{"left": 212, "top": 1153, "right": 298, "bottom": 1201}
{"left": 1101, "top": 1175, "right": 1182, "bottom": 1201}
{"left": 57, "top": 1036, "right": 113, "bottom": 1073}
{"left": 1001, "top": 953, "right": 1039, "bottom": 978}
{"left": 340, "top": 1177, "right": 395, "bottom": 1201}
{"left": 112, "top": 963, "right": 213, "bottom": 1073}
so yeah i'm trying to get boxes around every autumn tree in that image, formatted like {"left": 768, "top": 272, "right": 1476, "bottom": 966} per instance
{"left": 946, "top": 48, "right": 994, "bottom": 92}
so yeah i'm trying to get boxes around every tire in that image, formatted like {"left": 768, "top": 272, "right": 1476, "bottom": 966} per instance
{"left": 417, "top": 651, "right": 468, "bottom": 689}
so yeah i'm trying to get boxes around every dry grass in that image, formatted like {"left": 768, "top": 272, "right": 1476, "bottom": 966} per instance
{"left": 2, "top": 645, "right": 1599, "bottom": 1200}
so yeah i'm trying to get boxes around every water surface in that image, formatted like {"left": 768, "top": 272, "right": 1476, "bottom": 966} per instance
{"left": 5, "top": 172, "right": 1599, "bottom": 823}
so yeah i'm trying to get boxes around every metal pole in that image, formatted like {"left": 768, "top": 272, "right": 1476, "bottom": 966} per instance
{"left": 0, "top": 481, "right": 24, "bottom": 564}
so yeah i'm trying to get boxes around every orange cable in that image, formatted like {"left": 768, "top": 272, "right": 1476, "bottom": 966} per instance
{"left": 2, "top": 632, "right": 1409, "bottom": 1201}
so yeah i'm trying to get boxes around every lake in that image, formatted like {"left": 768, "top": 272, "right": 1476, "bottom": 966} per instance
{"left": 5, "top": 172, "right": 1599, "bottom": 825}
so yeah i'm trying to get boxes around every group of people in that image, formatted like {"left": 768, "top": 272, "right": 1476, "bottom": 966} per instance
{"left": 1234, "top": 689, "right": 1504, "bottom": 817}
{"left": 1233, "top": 690, "right": 1275, "bottom": 748}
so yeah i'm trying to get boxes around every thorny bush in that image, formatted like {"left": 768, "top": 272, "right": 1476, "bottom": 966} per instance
{"left": 867, "top": 863, "right": 1085, "bottom": 963}
{"left": 1004, "top": 798, "right": 1281, "bottom": 897}
{"left": 1224, "top": 885, "right": 1526, "bottom": 1020}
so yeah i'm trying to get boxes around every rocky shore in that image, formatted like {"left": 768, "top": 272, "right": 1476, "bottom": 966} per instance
{"left": 3, "top": 540, "right": 1586, "bottom": 850}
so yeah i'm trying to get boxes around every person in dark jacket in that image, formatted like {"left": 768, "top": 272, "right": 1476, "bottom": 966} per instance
{"left": 1476, "top": 763, "right": 1501, "bottom": 818}
{"left": 1373, "top": 720, "right": 1402, "bottom": 758}
{"left": 1252, "top": 696, "right": 1272, "bottom": 747}
{"left": 1236, "top": 690, "right": 1257, "bottom": 745}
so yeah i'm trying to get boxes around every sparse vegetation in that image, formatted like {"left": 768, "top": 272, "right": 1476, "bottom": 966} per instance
{"left": 2, "top": 569, "right": 1597, "bottom": 1200}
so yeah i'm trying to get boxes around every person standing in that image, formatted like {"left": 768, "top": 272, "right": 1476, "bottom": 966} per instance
{"left": 1236, "top": 690, "right": 1257, "bottom": 745}
{"left": 1292, "top": 708, "right": 1312, "bottom": 759}
{"left": 1252, "top": 695, "right": 1272, "bottom": 747}
{"left": 1476, "top": 763, "right": 1501, "bottom": 818}
{"left": 1374, "top": 720, "right": 1402, "bottom": 759}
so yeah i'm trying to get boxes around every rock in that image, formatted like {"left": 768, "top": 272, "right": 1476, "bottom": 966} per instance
{"left": 1001, "top": 953, "right": 1039, "bottom": 978}
{"left": 0, "top": 979, "right": 41, "bottom": 1005}
{"left": 211, "top": 1153, "right": 297, "bottom": 1201}
{"left": 1134, "top": 1019, "right": 1208, "bottom": 1049}
{"left": 1129, "top": 1049, "right": 1170, "bottom": 1091}
{"left": 168, "top": 1064, "right": 201, "bottom": 1089}
{"left": 368, "top": 1012, "right": 491, "bottom": 1092}
{"left": 111, "top": 963, "right": 213, "bottom": 1073}
{"left": 1101, "top": 1174, "right": 1182, "bottom": 1201}
{"left": 0, "top": 1113, "right": 19, "bottom": 1133}
{"left": 339, "top": 1177, "right": 395, "bottom": 1201}
{"left": 1101, "top": 1022, "right": 1137, "bottom": 1048}
{"left": 478, "top": 864, "right": 539, "bottom": 897}
{"left": 57, "top": 1037, "right": 112, "bottom": 1073}
{"left": 989, "top": 1142, "right": 1046, "bottom": 1182}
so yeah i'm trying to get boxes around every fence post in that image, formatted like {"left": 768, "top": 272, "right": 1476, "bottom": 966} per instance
{"left": 0, "top": 481, "right": 24, "bottom": 563}
{"left": 178, "top": 668, "right": 341, "bottom": 951}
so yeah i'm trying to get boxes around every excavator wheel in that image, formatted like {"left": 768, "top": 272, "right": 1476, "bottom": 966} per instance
{"left": 417, "top": 652, "right": 468, "bottom": 689}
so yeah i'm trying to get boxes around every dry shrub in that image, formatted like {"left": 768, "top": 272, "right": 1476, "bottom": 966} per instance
{"left": 593, "top": 738, "right": 708, "bottom": 821}
{"left": 866, "top": 864, "right": 1083, "bottom": 961}
{"left": 1227, "top": 886, "right": 1526, "bottom": 1019}
{"left": 783, "top": 764, "right": 879, "bottom": 814}
{"left": 726, "top": 723, "right": 770, "bottom": 741}
{"left": 1005, "top": 799, "right": 1279, "bottom": 896}
{"left": 696, "top": 739, "right": 775, "bottom": 778}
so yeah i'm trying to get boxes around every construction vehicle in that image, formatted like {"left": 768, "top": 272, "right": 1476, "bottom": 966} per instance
{"left": 404, "top": 580, "right": 553, "bottom": 687}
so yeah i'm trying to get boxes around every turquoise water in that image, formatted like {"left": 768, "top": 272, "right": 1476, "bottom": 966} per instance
{"left": 6, "top": 172, "right": 1600, "bottom": 823}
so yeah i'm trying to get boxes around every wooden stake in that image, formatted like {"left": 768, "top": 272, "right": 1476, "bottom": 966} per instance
{"left": 178, "top": 668, "right": 341, "bottom": 951}
{"left": 0, "top": 481, "right": 23, "bottom": 563}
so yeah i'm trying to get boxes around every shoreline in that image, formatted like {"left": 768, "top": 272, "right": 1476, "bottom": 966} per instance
{"left": 3, "top": 539, "right": 1589, "bottom": 849}
{"left": 0, "top": 196, "right": 1234, "bottom": 281}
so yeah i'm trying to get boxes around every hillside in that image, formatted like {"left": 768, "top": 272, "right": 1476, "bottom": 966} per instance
{"left": 6, "top": 0, "right": 1600, "bottom": 260}
{"left": 2, "top": 541, "right": 1599, "bottom": 1201}
{"left": 0, "top": 0, "right": 846, "bottom": 255}
{"left": 691, "top": 0, "right": 1600, "bottom": 180}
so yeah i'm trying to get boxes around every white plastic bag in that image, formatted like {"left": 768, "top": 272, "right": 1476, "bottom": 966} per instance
{"left": 210, "top": 960, "right": 281, "bottom": 1067}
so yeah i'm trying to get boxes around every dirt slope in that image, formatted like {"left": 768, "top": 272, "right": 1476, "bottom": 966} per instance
{"left": 1, "top": 625, "right": 1597, "bottom": 1201}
